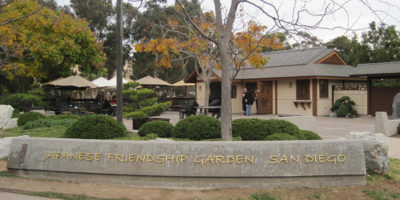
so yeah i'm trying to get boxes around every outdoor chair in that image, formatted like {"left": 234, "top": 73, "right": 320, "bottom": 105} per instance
{"left": 179, "top": 100, "right": 199, "bottom": 119}
{"left": 208, "top": 99, "right": 221, "bottom": 118}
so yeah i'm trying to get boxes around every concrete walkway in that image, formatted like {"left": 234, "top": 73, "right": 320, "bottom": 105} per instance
{"left": 0, "top": 191, "right": 59, "bottom": 200}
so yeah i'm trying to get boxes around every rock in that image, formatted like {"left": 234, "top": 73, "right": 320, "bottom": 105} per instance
{"left": 0, "top": 105, "right": 14, "bottom": 129}
{"left": 329, "top": 112, "right": 337, "bottom": 117}
{"left": 346, "top": 132, "right": 389, "bottom": 175}
{"left": 0, "top": 135, "right": 29, "bottom": 159}
{"left": 3, "top": 118, "right": 17, "bottom": 129}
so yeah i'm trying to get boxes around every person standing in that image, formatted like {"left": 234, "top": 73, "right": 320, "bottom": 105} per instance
{"left": 244, "top": 88, "right": 254, "bottom": 115}
{"left": 242, "top": 88, "right": 247, "bottom": 115}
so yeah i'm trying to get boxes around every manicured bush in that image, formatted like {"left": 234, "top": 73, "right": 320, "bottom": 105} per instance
{"left": 265, "top": 133, "right": 298, "bottom": 141}
{"left": 138, "top": 120, "right": 173, "bottom": 137}
{"left": 264, "top": 119, "right": 300, "bottom": 136}
{"left": 232, "top": 118, "right": 300, "bottom": 140}
{"left": 172, "top": 115, "right": 220, "bottom": 140}
{"left": 47, "top": 114, "right": 80, "bottom": 120}
{"left": 17, "top": 112, "right": 45, "bottom": 126}
{"left": 331, "top": 96, "right": 358, "bottom": 118}
{"left": 232, "top": 118, "right": 268, "bottom": 140}
{"left": 300, "top": 130, "right": 322, "bottom": 140}
{"left": 0, "top": 93, "right": 46, "bottom": 111}
{"left": 143, "top": 133, "right": 158, "bottom": 140}
{"left": 23, "top": 118, "right": 77, "bottom": 130}
{"left": 65, "top": 114, "right": 126, "bottom": 139}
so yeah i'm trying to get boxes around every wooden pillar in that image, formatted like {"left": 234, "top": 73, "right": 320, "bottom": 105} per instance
{"left": 367, "top": 77, "right": 371, "bottom": 115}
{"left": 312, "top": 79, "right": 318, "bottom": 116}
{"left": 274, "top": 80, "right": 278, "bottom": 115}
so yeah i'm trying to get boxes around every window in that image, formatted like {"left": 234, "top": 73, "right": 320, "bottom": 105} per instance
{"left": 296, "top": 80, "right": 310, "bottom": 100}
{"left": 319, "top": 79, "right": 329, "bottom": 98}
{"left": 231, "top": 85, "right": 237, "bottom": 98}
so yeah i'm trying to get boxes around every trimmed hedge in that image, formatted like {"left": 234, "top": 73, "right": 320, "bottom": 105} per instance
{"left": 300, "top": 130, "right": 322, "bottom": 140}
{"left": 232, "top": 118, "right": 300, "bottom": 140}
{"left": 47, "top": 114, "right": 80, "bottom": 120}
{"left": 232, "top": 118, "right": 268, "bottom": 140}
{"left": 17, "top": 112, "right": 45, "bottom": 126}
{"left": 138, "top": 120, "right": 173, "bottom": 137}
{"left": 172, "top": 115, "right": 220, "bottom": 140}
{"left": 65, "top": 114, "right": 126, "bottom": 139}
{"left": 265, "top": 133, "right": 298, "bottom": 141}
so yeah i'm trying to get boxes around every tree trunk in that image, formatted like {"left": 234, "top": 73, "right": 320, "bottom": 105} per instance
{"left": 204, "top": 79, "right": 210, "bottom": 109}
{"left": 218, "top": 41, "right": 233, "bottom": 141}
{"left": 115, "top": 0, "right": 123, "bottom": 124}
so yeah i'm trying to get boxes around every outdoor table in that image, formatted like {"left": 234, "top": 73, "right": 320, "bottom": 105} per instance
{"left": 197, "top": 106, "right": 221, "bottom": 114}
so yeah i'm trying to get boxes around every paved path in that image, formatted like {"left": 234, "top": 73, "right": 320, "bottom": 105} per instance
{"left": 0, "top": 191, "right": 59, "bottom": 200}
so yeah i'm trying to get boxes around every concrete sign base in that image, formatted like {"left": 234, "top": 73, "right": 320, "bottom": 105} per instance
{"left": 7, "top": 138, "right": 366, "bottom": 188}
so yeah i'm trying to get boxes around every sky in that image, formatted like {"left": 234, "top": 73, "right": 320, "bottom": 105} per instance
{"left": 56, "top": 0, "right": 400, "bottom": 43}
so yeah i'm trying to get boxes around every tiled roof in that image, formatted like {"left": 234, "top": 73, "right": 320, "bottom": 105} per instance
{"left": 351, "top": 62, "right": 400, "bottom": 76}
{"left": 204, "top": 48, "right": 362, "bottom": 81}
{"left": 251, "top": 47, "right": 333, "bottom": 68}
{"left": 235, "top": 64, "right": 357, "bottom": 79}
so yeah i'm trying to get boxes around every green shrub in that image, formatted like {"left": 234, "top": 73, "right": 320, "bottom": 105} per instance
{"left": 264, "top": 119, "right": 300, "bottom": 136}
{"left": 143, "top": 133, "right": 158, "bottom": 140}
{"left": 138, "top": 120, "right": 173, "bottom": 137}
{"left": 232, "top": 118, "right": 269, "bottom": 140}
{"left": 17, "top": 112, "right": 45, "bottom": 126}
{"left": 172, "top": 115, "right": 220, "bottom": 140}
{"left": 0, "top": 93, "right": 46, "bottom": 111}
{"left": 47, "top": 114, "right": 80, "bottom": 120}
{"left": 265, "top": 133, "right": 298, "bottom": 141}
{"left": 331, "top": 96, "right": 358, "bottom": 118}
{"left": 232, "top": 119, "right": 300, "bottom": 140}
{"left": 300, "top": 130, "right": 322, "bottom": 140}
{"left": 65, "top": 114, "right": 127, "bottom": 139}
{"left": 23, "top": 118, "right": 77, "bottom": 130}
{"left": 12, "top": 109, "right": 20, "bottom": 118}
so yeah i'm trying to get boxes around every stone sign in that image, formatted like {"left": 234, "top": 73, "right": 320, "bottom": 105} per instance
{"left": 392, "top": 92, "right": 400, "bottom": 118}
{"left": 7, "top": 138, "right": 366, "bottom": 188}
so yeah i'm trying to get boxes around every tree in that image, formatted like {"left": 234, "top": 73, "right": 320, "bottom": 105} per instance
{"left": 325, "top": 35, "right": 369, "bottom": 66}
{"left": 362, "top": 21, "right": 400, "bottom": 63}
{"left": 70, "top": 0, "right": 113, "bottom": 40}
{"left": 136, "top": 2, "right": 282, "bottom": 133}
{"left": 0, "top": 0, "right": 105, "bottom": 93}
{"left": 292, "top": 31, "right": 323, "bottom": 49}
{"left": 130, "top": 2, "right": 196, "bottom": 83}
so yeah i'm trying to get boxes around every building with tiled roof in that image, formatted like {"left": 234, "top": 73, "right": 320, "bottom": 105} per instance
{"left": 186, "top": 47, "right": 388, "bottom": 116}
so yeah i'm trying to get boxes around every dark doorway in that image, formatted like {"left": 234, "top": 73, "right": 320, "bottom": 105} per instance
{"left": 210, "top": 82, "right": 221, "bottom": 101}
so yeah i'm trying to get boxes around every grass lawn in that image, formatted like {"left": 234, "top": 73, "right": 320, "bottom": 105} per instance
{"left": 1, "top": 126, "right": 67, "bottom": 138}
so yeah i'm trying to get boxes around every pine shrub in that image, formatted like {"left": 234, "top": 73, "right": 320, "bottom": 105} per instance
{"left": 331, "top": 96, "right": 358, "bottom": 118}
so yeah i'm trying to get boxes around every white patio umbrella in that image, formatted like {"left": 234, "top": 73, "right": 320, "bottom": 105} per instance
{"left": 91, "top": 77, "right": 109, "bottom": 87}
